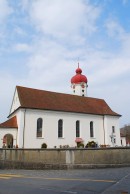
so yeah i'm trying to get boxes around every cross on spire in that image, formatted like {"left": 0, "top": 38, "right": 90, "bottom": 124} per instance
{"left": 78, "top": 62, "right": 79, "bottom": 68}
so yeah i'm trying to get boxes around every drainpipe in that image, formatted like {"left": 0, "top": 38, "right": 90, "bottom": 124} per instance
{"left": 23, "top": 109, "right": 26, "bottom": 148}
{"left": 16, "top": 128, "right": 18, "bottom": 146}
{"left": 103, "top": 115, "right": 105, "bottom": 145}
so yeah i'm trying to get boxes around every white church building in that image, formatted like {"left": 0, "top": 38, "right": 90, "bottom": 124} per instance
{"left": 0, "top": 66, "right": 121, "bottom": 148}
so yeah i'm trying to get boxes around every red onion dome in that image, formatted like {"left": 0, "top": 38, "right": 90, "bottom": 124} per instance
{"left": 71, "top": 67, "right": 88, "bottom": 84}
{"left": 76, "top": 68, "right": 82, "bottom": 74}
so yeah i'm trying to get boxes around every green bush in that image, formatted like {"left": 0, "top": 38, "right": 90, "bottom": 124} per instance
{"left": 41, "top": 143, "right": 47, "bottom": 149}
{"left": 77, "top": 142, "right": 84, "bottom": 148}
{"left": 85, "top": 141, "right": 97, "bottom": 148}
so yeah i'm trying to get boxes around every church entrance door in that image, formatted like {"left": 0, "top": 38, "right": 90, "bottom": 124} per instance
{"left": 3, "top": 134, "right": 13, "bottom": 148}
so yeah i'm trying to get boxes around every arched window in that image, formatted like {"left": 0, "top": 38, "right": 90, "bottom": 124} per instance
{"left": 58, "top": 119, "right": 63, "bottom": 138}
{"left": 37, "top": 118, "right": 43, "bottom": 137}
{"left": 90, "top": 121, "right": 94, "bottom": 138}
{"left": 76, "top": 120, "right": 80, "bottom": 137}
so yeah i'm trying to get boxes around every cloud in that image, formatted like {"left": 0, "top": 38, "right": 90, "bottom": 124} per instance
{"left": 105, "top": 19, "right": 124, "bottom": 39}
{"left": 105, "top": 17, "right": 130, "bottom": 54}
{"left": 0, "top": 72, "right": 17, "bottom": 121}
{"left": 122, "top": 0, "right": 129, "bottom": 5}
{"left": 28, "top": 0, "right": 101, "bottom": 41}
{"left": 0, "top": 0, "right": 12, "bottom": 23}
{"left": 14, "top": 26, "right": 27, "bottom": 36}
{"left": 19, "top": 0, "right": 130, "bottom": 100}
{"left": 20, "top": 0, "right": 102, "bottom": 91}
{"left": 13, "top": 43, "right": 31, "bottom": 52}
{"left": 25, "top": 38, "right": 71, "bottom": 90}
{"left": 19, "top": 0, "right": 30, "bottom": 11}
{"left": 0, "top": 0, "right": 12, "bottom": 44}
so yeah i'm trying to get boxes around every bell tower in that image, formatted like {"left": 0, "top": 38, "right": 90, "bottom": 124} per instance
{"left": 71, "top": 64, "right": 88, "bottom": 96}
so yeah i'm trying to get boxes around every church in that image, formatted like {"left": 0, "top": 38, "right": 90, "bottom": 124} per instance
{"left": 0, "top": 66, "right": 121, "bottom": 148}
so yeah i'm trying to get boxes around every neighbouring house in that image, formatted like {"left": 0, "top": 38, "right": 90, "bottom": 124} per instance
{"left": 0, "top": 66, "right": 121, "bottom": 148}
{"left": 120, "top": 125, "right": 130, "bottom": 146}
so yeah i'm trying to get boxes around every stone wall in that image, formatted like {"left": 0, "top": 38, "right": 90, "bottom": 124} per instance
{"left": 0, "top": 147, "right": 130, "bottom": 169}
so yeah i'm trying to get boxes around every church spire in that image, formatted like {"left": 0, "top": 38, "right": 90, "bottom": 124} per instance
{"left": 71, "top": 64, "right": 88, "bottom": 97}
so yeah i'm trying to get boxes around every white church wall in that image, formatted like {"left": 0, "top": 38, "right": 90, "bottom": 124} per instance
{"left": 104, "top": 116, "right": 121, "bottom": 146}
{"left": 17, "top": 109, "right": 26, "bottom": 148}
{"left": 10, "top": 109, "right": 26, "bottom": 148}
{"left": 0, "top": 109, "right": 121, "bottom": 148}
{"left": 22, "top": 109, "right": 106, "bottom": 148}
{"left": 10, "top": 88, "right": 20, "bottom": 114}
{"left": 92, "top": 116, "right": 106, "bottom": 146}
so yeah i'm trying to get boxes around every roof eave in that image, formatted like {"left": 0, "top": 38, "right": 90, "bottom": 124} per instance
{"left": 0, "top": 127, "right": 18, "bottom": 129}
{"left": 8, "top": 106, "right": 121, "bottom": 117}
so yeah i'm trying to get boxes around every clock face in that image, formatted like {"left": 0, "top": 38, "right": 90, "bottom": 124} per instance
{"left": 81, "top": 84, "right": 85, "bottom": 88}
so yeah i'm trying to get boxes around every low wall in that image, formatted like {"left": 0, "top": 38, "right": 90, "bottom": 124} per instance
{"left": 0, "top": 147, "right": 130, "bottom": 169}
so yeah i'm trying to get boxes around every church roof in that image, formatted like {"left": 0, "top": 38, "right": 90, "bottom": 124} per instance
{"left": 14, "top": 86, "right": 120, "bottom": 117}
{"left": 0, "top": 116, "right": 18, "bottom": 128}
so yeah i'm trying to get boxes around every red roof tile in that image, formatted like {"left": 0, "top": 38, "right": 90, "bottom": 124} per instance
{"left": 15, "top": 86, "right": 120, "bottom": 117}
{"left": 0, "top": 116, "right": 18, "bottom": 128}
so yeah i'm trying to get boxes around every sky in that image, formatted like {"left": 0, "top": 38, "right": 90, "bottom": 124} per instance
{"left": 0, "top": 0, "right": 130, "bottom": 127}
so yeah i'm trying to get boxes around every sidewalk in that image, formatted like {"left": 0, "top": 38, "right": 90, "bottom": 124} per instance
{"left": 102, "top": 174, "right": 130, "bottom": 194}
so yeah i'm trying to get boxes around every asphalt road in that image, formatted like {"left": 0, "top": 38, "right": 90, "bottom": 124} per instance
{"left": 0, "top": 167, "right": 130, "bottom": 194}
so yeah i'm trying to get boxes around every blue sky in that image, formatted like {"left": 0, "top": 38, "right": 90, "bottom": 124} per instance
{"left": 0, "top": 0, "right": 130, "bottom": 127}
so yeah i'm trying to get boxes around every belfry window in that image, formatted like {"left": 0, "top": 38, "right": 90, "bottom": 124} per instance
{"left": 112, "top": 126, "right": 115, "bottom": 133}
{"left": 76, "top": 120, "right": 80, "bottom": 137}
{"left": 90, "top": 121, "right": 94, "bottom": 138}
{"left": 58, "top": 119, "right": 63, "bottom": 138}
{"left": 37, "top": 118, "right": 43, "bottom": 137}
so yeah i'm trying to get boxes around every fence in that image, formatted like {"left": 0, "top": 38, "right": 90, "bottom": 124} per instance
{"left": 0, "top": 147, "right": 130, "bottom": 169}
